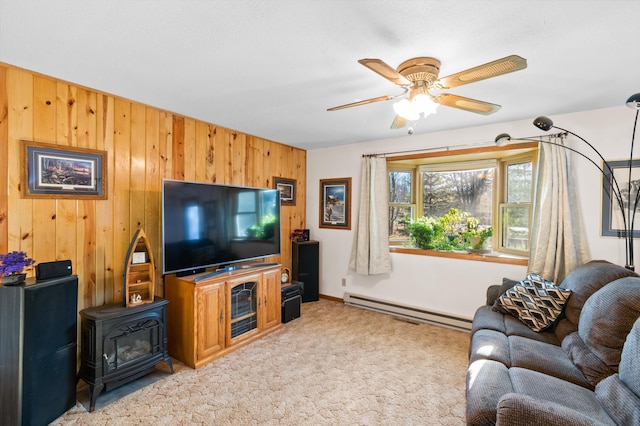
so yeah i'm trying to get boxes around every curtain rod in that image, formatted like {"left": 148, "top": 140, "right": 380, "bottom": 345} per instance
{"left": 361, "top": 132, "right": 567, "bottom": 158}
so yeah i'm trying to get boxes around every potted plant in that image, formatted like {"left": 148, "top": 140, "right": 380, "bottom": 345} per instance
{"left": 0, "top": 251, "right": 35, "bottom": 286}
{"left": 463, "top": 217, "right": 493, "bottom": 252}
{"left": 439, "top": 208, "right": 469, "bottom": 242}
{"left": 408, "top": 217, "right": 444, "bottom": 249}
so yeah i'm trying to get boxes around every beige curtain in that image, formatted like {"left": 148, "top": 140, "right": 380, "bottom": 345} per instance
{"left": 528, "top": 135, "right": 590, "bottom": 283}
{"left": 349, "top": 156, "right": 392, "bottom": 275}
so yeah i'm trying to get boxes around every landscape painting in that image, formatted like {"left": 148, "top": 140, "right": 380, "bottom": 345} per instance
{"left": 319, "top": 177, "right": 351, "bottom": 230}
{"left": 22, "top": 141, "right": 107, "bottom": 199}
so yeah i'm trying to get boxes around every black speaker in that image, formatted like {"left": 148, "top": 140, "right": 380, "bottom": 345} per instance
{"left": 292, "top": 240, "right": 319, "bottom": 302}
{"left": 281, "top": 295, "right": 301, "bottom": 323}
{"left": 36, "top": 260, "right": 72, "bottom": 280}
{"left": 0, "top": 275, "right": 78, "bottom": 426}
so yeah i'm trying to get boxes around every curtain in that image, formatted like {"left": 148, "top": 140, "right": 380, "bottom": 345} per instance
{"left": 349, "top": 156, "right": 392, "bottom": 275}
{"left": 528, "top": 135, "right": 590, "bottom": 283}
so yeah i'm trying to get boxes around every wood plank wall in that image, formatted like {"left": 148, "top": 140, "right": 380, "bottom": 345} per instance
{"left": 0, "top": 63, "right": 306, "bottom": 312}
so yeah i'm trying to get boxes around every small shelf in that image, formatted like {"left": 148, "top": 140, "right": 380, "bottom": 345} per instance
{"left": 124, "top": 229, "right": 155, "bottom": 307}
{"left": 231, "top": 312, "right": 257, "bottom": 323}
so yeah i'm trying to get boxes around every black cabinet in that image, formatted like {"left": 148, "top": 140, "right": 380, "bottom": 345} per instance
{"left": 0, "top": 275, "right": 78, "bottom": 426}
{"left": 292, "top": 240, "right": 319, "bottom": 302}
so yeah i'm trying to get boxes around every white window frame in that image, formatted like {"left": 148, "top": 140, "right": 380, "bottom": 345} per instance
{"left": 387, "top": 144, "right": 537, "bottom": 257}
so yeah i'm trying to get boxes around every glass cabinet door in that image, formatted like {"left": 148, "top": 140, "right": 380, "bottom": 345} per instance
{"left": 229, "top": 280, "right": 258, "bottom": 339}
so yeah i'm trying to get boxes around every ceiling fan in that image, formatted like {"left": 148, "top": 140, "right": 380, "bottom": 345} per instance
{"left": 327, "top": 55, "right": 527, "bottom": 129}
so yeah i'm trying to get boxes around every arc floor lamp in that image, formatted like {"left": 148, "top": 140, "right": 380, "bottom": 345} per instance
{"left": 495, "top": 93, "right": 640, "bottom": 270}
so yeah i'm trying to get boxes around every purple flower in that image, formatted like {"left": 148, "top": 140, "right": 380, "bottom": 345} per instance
{"left": 0, "top": 251, "right": 35, "bottom": 276}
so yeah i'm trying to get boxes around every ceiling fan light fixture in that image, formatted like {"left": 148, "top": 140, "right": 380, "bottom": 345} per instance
{"left": 393, "top": 98, "right": 420, "bottom": 120}
{"left": 393, "top": 93, "right": 439, "bottom": 121}
{"left": 413, "top": 93, "right": 439, "bottom": 116}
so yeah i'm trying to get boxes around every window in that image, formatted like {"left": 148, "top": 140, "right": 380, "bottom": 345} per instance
{"left": 389, "top": 169, "right": 415, "bottom": 242}
{"left": 500, "top": 157, "right": 533, "bottom": 253}
{"left": 388, "top": 144, "right": 537, "bottom": 256}
{"left": 420, "top": 160, "right": 495, "bottom": 230}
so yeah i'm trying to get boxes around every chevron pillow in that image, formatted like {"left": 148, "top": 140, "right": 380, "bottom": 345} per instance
{"left": 495, "top": 273, "right": 572, "bottom": 332}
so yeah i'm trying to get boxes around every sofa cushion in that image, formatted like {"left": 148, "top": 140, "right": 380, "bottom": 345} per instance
{"left": 557, "top": 260, "right": 638, "bottom": 337}
{"left": 469, "top": 330, "right": 591, "bottom": 388}
{"left": 495, "top": 273, "right": 572, "bottom": 332}
{"left": 595, "top": 316, "right": 640, "bottom": 426}
{"left": 471, "top": 305, "right": 560, "bottom": 345}
{"left": 508, "top": 367, "right": 617, "bottom": 424}
{"left": 563, "top": 276, "right": 640, "bottom": 387}
{"left": 466, "top": 359, "right": 514, "bottom": 426}
{"left": 466, "top": 360, "right": 614, "bottom": 426}
{"left": 497, "top": 393, "right": 616, "bottom": 426}
{"left": 561, "top": 332, "right": 614, "bottom": 387}
{"left": 595, "top": 375, "right": 640, "bottom": 426}
{"left": 619, "top": 316, "right": 640, "bottom": 396}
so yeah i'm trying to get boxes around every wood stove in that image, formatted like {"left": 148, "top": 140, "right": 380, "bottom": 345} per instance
{"left": 79, "top": 297, "right": 173, "bottom": 411}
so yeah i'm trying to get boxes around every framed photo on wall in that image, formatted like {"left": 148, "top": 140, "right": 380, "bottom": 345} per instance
{"left": 273, "top": 177, "right": 296, "bottom": 205}
{"left": 319, "top": 177, "right": 351, "bottom": 230}
{"left": 602, "top": 159, "right": 640, "bottom": 238}
{"left": 21, "top": 140, "right": 107, "bottom": 199}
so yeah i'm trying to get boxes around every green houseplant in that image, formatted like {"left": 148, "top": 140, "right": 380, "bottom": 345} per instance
{"left": 439, "top": 208, "right": 469, "bottom": 239}
{"left": 408, "top": 217, "right": 444, "bottom": 249}
{"left": 463, "top": 217, "right": 493, "bottom": 251}
{"left": 0, "top": 251, "right": 35, "bottom": 286}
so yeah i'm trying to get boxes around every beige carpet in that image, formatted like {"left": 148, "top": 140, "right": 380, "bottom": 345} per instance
{"left": 53, "top": 298, "right": 470, "bottom": 425}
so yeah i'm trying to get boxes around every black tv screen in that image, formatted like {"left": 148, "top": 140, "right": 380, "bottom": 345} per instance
{"left": 162, "top": 179, "right": 281, "bottom": 275}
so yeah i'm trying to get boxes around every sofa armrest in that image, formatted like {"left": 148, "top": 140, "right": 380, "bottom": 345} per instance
{"left": 496, "top": 393, "right": 611, "bottom": 426}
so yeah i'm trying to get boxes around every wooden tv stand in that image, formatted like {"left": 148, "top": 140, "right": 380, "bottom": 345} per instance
{"left": 164, "top": 264, "right": 282, "bottom": 369}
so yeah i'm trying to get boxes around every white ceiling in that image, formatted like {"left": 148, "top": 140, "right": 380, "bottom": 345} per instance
{"left": 1, "top": 0, "right": 639, "bottom": 150}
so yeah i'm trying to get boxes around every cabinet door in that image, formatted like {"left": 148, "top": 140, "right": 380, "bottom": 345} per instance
{"left": 196, "top": 283, "right": 225, "bottom": 361}
{"left": 226, "top": 272, "right": 261, "bottom": 346}
{"left": 260, "top": 268, "right": 281, "bottom": 330}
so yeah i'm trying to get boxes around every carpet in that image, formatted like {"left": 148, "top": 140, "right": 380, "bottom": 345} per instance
{"left": 52, "top": 298, "right": 470, "bottom": 425}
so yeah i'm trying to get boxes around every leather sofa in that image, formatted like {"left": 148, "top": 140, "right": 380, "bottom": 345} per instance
{"left": 466, "top": 260, "right": 640, "bottom": 425}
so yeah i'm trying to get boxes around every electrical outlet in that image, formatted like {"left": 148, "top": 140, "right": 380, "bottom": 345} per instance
{"left": 341, "top": 278, "right": 347, "bottom": 287}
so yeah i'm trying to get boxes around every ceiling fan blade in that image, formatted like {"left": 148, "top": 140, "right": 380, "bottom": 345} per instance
{"left": 358, "top": 58, "right": 411, "bottom": 86}
{"left": 434, "top": 93, "right": 501, "bottom": 115}
{"left": 390, "top": 115, "right": 407, "bottom": 129}
{"left": 436, "top": 55, "right": 527, "bottom": 89}
{"left": 327, "top": 94, "right": 396, "bottom": 111}
{"left": 327, "top": 89, "right": 408, "bottom": 111}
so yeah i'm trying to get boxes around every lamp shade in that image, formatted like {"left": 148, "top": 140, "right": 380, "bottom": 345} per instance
{"left": 626, "top": 93, "right": 640, "bottom": 110}
{"left": 533, "top": 116, "right": 554, "bottom": 131}
{"left": 494, "top": 133, "right": 511, "bottom": 147}
{"left": 393, "top": 99, "right": 420, "bottom": 120}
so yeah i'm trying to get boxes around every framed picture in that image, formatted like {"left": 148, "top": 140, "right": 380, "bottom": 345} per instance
{"left": 602, "top": 159, "right": 640, "bottom": 237}
{"left": 319, "top": 177, "right": 351, "bottom": 230}
{"left": 274, "top": 177, "right": 296, "bottom": 205}
{"left": 21, "top": 140, "right": 107, "bottom": 199}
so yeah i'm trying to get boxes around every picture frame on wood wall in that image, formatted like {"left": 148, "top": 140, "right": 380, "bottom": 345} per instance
{"left": 602, "top": 159, "right": 640, "bottom": 237}
{"left": 319, "top": 177, "right": 351, "bottom": 230}
{"left": 274, "top": 177, "right": 296, "bottom": 206}
{"left": 21, "top": 140, "right": 108, "bottom": 199}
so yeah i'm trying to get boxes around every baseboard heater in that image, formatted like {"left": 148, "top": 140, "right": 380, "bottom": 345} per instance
{"left": 343, "top": 293, "right": 472, "bottom": 332}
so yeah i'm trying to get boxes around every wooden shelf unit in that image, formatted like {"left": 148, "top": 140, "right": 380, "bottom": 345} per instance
{"left": 164, "top": 264, "right": 282, "bottom": 369}
{"left": 124, "top": 228, "right": 155, "bottom": 307}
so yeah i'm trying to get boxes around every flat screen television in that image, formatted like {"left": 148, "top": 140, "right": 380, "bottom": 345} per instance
{"left": 162, "top": 179, "right": 281, "bottom": 276}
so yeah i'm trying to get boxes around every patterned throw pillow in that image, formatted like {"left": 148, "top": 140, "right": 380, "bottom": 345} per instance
{"left": 495, "top": 273, "right": 572, "bottom": 332}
